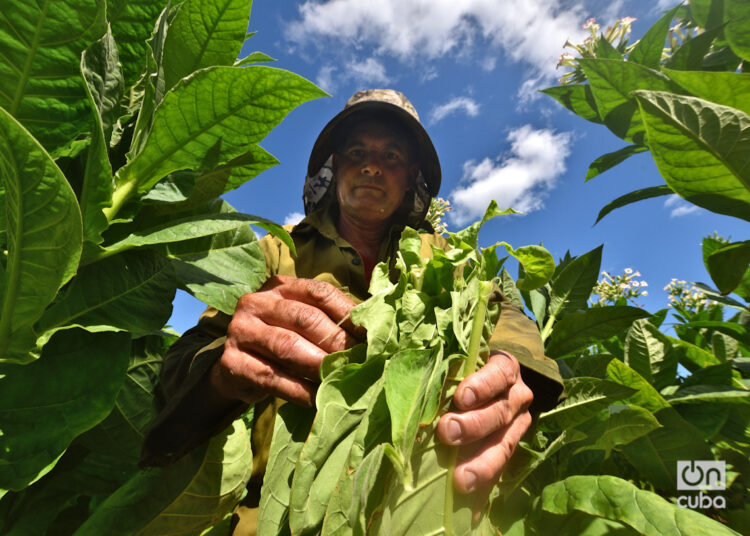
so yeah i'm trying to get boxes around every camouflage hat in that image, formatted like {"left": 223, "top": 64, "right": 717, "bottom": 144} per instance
{"left": 305, "top": 89, "right": 441, "bottom": 219}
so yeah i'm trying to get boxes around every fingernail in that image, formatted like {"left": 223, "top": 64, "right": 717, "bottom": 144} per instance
{"left": 462, "top": 386, "right": 477, "bottom": 408}
{"left": 463, "top": 469, "right": 477, "bottom": 492}
{"left": 447, "top": 418, "right": 463, "bottom": 442}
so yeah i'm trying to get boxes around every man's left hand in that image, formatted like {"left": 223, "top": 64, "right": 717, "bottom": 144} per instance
{"left": 436, "top": 350, "right": 533, "bottom": 518}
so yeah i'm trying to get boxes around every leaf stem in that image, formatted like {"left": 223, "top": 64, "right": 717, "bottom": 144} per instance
{"left": 540, "top": 313, "right": 557, "bottom": 343}
{"left": 445, "top": 279, "right": 493, "bottom": 534}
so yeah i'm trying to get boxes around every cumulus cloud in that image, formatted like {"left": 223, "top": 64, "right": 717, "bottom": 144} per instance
{"left": 284, "top": 211, "right": 305, "bottom": 226}
{"left": 664, "top": 195, "right": 701, "bottom": 217}
{"left": 286, "top": 0, "right": 588, "bottom": 99}
{"left": 429, "top": 97, "right": 480, "bottom": 124}
{"left": 449, "top": 125, "right": 573, "bottom": 225}
{"left": 315, "top": 58, "right": 391, "bottom": 93}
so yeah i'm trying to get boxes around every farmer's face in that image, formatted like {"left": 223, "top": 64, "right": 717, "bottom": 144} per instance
{"left": 334, "top": 119, "right": 418, "bottom": 225}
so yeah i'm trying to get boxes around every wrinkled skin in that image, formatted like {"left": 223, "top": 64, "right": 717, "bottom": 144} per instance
{"left": 209, "top": 118, "right": 534, "bottom": 515}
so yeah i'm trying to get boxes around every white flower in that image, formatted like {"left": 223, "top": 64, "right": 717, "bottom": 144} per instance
{"left": 642, "top": 291, "right": 648, "bottom": 296}
{"left": 640, "top": 281, "right": 648, "bottom": 287}
{"left": 624, "top": 268, "right": 633, "bottom": 274}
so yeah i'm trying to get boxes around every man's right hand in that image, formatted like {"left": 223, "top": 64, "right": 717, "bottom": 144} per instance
{"left": 208, "top": 275, "right": 364, "bottom": 408}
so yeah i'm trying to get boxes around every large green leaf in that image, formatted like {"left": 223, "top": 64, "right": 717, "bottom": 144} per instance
{"left": 545, "top": 306, "right": 650, "bottom": 358}
{"left": 634, "top": 90, "right": 750, "bottom": 222}
{"left": 166, "top": 222, "right": 267, "bottom": 315}
{"left": 620, "top": 407, "right": 714, "bottom": 490}
{"left": 540, "top": 85, "right": 603, "bottom": 124}
{"left": 0, "top": 329, "right": 129, "bottom": 494}
{"left": 667, "top": 384, "right": 750, "bottom": 405}
{"left": 80, "top": 28, "right": 121, "bottom": 244}
{"left": 578, "top": 59, "right": 677, "bottom": 144}
{"left": 595, "top": 185, "right": 673, "bottom": 224}
{"left": 109, "top": 66, "right": 325, "bottom": 216}
{"left": 162, "top": 0, "right": 252, "bottom": 91}
{"left": 663, "top": 69, "right": 750, "bottom": 115}
{"left": 573, "top": 405, "right": 662, "bottom": 456}
{"left": 605, "top": 358, "right": 670, "bottom": 413}
{"left": 725, "top": 0, "right": 750, "bottom": 62}
{"left": 36, "top": 249, "right": 175, "bottom": 336}
{"left": 538, "top": 377, "right": 635, "bottom": 430}
{"left": 624, "top": 318, "right": 677, "bottom": 390}
{"left": 289, "top": 357, "right": 385, "bottom": 535}
{"left": 667, "top": 336, "right": 722, "bottom": 372}
{"left": 0, "top": 0, "right": 106, "bottom": 152}
{"left": 107, "top": 0, "right": 169, "bottom": 88}
{"left": 628, "top": 5, "right": 681, "bottom": 69}
{"left": 0, "top": 108, "right": 82, "bottom": 363}
{"left": 547, "top": 245, "right": 602, "bottom": 319}
{"left": 503, "top": 243, "right": 554, "bottom": 291}
{"left": 541, "top": 475, "right": 740, "bottom": 536}
{"left": 584, "top": 144, "right": 647, "bottom": 182}
{"left": 76, "top": 419, "right": 253, "bottom": 536}
{"left": 256, "top": 404, "right": 315, "bottom": 536}
{"left": 665, "top": 27, "right": 723, "bottom": 72}
{"left": 706, "top": 240, "right": 750, "bottom": 295}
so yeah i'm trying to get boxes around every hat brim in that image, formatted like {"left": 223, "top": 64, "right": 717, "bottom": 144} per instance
{"left": 307, "top": 100, "right": 441, "bottom": 197}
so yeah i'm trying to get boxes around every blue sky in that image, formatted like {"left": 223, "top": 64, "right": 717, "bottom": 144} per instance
{"left": 169, "top": 0, "right": 747, "bottom": 333}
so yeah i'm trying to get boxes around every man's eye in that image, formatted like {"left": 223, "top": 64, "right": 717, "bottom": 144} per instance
{"left": 386, "top": 151, "right": 400, "bottom": 160}
{"left": 349, "top": 149, "right": 364, "bottom": 158}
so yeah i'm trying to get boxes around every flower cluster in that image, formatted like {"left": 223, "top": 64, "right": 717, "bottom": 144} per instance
{"left": 662, "top": 21, "right": 701, "bottom": 62}
{"left": 426, "top": 197, "right": 452, "bottom": 234}
{"left": 557, "top": 16, "right": 637, "bottom": 85}
{"left": 591, "top": 267, "right": 648, "bottom": 306}
{"left": 663, "top": 279, "right": 714, "bottom": 312}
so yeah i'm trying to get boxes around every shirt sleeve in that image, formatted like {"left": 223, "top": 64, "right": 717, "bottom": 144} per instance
{"left": 487, "top": 293, "right": 565, "bottom": 414}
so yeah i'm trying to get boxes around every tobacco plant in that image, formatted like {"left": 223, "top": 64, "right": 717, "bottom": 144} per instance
{"left": 543, "top": 0, "right": 750, "bottom": 298}
{"left": 0, "top": 0, "right": 324, "bottom": 533}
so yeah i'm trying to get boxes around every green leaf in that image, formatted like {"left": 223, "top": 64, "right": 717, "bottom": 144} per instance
{"left": 689, "top": 0, "right": 713, "bottom": 27}
{"left": 76, "top": 419, "right": 253, "bottom": 536}
{"left": 579, "top": 59, "right": 677, "bottom": 144}
{"left": 110, "top": 66, "right": 325, "bottom": 215}
{"left": 257, "top": 404, "right": 315, "bottom": 536}
{"left": 664, "top": 29, "right": 725, "bottom": 72}
{"left": 0, "top": 329, "right": 129, "bottom": 493}
{"left": 706, "top": 240, "right": 750, "bottom": 295}
{"left": 680, "top": 320, "right": 750, "bottom": 345}
{"left": 624, "top": 318, "right": 677, "bottom": 390}
{"left": 540, "top": 85, "right": 603, "bottom": 124}
{"left": 162, "top": 0, "right": 253, "bottom": 91}
{"left": 573, "top": 405, "right": 662, "bottom": 456}
{"left": 80, "top": 28, "right": 121, "bottom": 244}
{"left": 545, "top": 306, "right": 650, "bottom": 358}
{"left": 0, "top": 108, "right": 83, "bottom": 363}
{"left": 725, "top": 0, "right": 750, "bottom": 62}
{"left": 541, "top": 475, "right": 740, "bottom": 536}
{"left": 450, "top": 200, "right": 517, "bottom": 250}
{"left": 538, "top": 377, "right": 636, "bottom": 430}
{"left": 103, "top": 212, "right": 273, "bottom": 253}
{"left": 620, "top": 407, "right": 716, "bottom": 490}
{"left": 585, "top": 144, "right": 647, "bottom": 182}
{"left": 500, "top": 268, "right": 524, "bottom": 310}
{"left": 0, "top": 0, "right": 106, "bottom": 152}
{"left": 36, "top": 250, "right": 175, "bottom": 337}
{"left": 385, "top": 348, "right": 442, "bottom": 471}
{"left": 503, "top": 243, "right": 554, "bottom": 291}
{"left": 605, "top": 357, "right": 671, "bottom": 413}
{"left": 166, "top": 222, "right": 266, "bottom": 315}
{"left": 667, "top": 336, "right": 723, "bottom": 372}
{"left": 629, "top": 4, "right": 681, "bottom": 69}
{"left": 289, "top": 357, "right": 385, "bottom": 536}
{"left": 235, "top": 51, "right": 277, "bottom": 66}
{"left": 634, "top": 90, "right": 750, "bottom": 222}
{"left": 548, "top": 245, "right": 602, "bottom": 318}
{"left": 667, "top": 384, "right": 750, "bottom": 404}
{"left": 108, "top": 0, "right": 169, "bottom": 88}
{"left": 595, "top": 185, "right": 673, "bottom": 224}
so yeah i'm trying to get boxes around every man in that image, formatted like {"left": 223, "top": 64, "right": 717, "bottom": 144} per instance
{"left": 142, "top": 89, "right": 563, "bottom": 531}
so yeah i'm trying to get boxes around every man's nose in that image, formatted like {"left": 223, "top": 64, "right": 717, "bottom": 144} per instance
{"left": 361, "top": 152, "right": 382, "bottom": 175}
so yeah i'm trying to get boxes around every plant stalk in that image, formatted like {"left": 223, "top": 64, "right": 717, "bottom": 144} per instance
{"left": 444, "top": 279, "right": 494, "bottom": 534}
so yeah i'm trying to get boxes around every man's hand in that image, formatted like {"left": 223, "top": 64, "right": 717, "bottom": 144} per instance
{"left": 436, "top": 350, "right": 533, "bottom": 517}
{"left": 209, "top": 275, "right": 364, "bottom": 407}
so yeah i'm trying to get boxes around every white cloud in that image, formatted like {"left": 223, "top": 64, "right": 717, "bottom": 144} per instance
{"left": 429, "top": 97, "right": 480, "bottom": 124}
{"left": 284, "top": 211, "right": 305, "bottom": 226}
{"left": 315, "top": 58, "right": 391, "bottom": 94}
{"left": 664, "top": 195, "right": 701, "bottom": 217}
{"left": 449, "top": 125, "right": 573, "bottom": 225}
{"left": 286, "top": 0, "right": 589, "bottom": 99}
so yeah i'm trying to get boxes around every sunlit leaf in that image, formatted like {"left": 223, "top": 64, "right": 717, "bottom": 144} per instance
{"left": 540, "top": 85, "right": 603, "bottom": 124}
{"left": 628, "top": 4, "right": 681, "bottom": 69}
{"left": 706, "top": 240, "right": 750, "bottom": 295}
{"left": 538, "top": 377, "right": 635, "bottom": 430}
{"left": 634, "top": 90, "right": 750, "bottom": 222}
{"left": 585, "top": 144, "right": 647, "bottom": 182}
{"left": 726, "top": 0, "right": 750, "bottom": 62}
{"left": 595, "top": 185, "right": 673, "bottom": 224}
